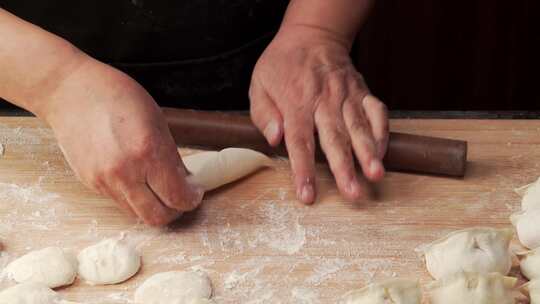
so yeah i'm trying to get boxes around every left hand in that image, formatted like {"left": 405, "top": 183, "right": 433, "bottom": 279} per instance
{"left": 249, "top": 24, "right": 389, "bottom": 204}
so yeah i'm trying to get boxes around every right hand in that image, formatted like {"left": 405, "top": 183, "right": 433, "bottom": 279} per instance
{"left": 37, "top": 55, "right": 204, "bottom": 226}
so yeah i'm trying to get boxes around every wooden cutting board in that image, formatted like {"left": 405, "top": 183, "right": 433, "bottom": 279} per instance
{"left": 0, "top": 117, "right": 538, "bottom": 303}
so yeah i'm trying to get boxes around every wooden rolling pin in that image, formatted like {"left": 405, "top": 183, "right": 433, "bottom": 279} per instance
{"left": 163, "top": 108, "right": 467, "bottom": 177}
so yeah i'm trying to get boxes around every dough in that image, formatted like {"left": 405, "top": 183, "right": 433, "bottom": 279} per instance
{"left": 519, "top": 248, "right": 540, "bottom": 280}
{"left": 515, "top": 177, "right": 540, "bottom": 210}
{"left": 4, "top": 247, "right": 77, "bottom": 288}
{"left": 522, "top": 280, "right": 540, "bottom": 304}
{"left": 182, "top": 148, "right": 272, "bottom": 191}
{"left": 426, "top": 272, "right": 518, "bottom": 304}
{"left": 77, "top": 238, "right": 140, "bottom": 285}
{"left": 511, "top": 209, "right": 540, "bottom": 249}
{"left": 423, "top": 228, "right": 513, "bottom": 279}
{"left": 134, "top": 271, "right": 212, "bottom": 304}
{"left": 340, "top": 278, "right": 421, "bottom": 304}
{"left": 0, "top": 282, "right": 61, "bottom": 304}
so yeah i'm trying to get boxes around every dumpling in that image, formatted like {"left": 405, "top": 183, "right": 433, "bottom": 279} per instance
{"left": 511, "top": 209, "right": 540, "bottom": 249}
{"left": 182, "top": 148, "right": 272, "bottom": 191}
{"left": 522, "top": 280, "right": 540, "bottom": 304}
{"left": 340, "top": 278, "right": 421, "bottom": 304}
{"left": 518, "top": 247, "right": 540, "bottom": 280}
{"left": 423, "top": 228, "right": 513, "bottom": 279}
{"left": 515, "top": 177, "right": 540, "bottom": 210}
{"left": 426, "top": 272, "right": 518, "bottom": 304}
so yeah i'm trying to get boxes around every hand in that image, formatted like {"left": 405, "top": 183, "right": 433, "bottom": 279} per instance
{"left": 249, "top": 25, "right": 389, "bottom": 204}
{"left": 38, "top": 55, "right": 204, "bottom": 226}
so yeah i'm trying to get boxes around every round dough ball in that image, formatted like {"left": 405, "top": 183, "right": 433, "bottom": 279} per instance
{"left": 424, "top": 228, "right": 513, "bottom": 279}
{"left": 134, "top": 271, "right": 213, "bottom": 304}
{"left": 515, "top": 178, "right": 540, "bottom": 210}
{"left": 4, "top": 247, "right": 77, "bottom": 288}
{"left": 511, "top": 209, "right": 540, "bottom": 249}
{"left": 340, "top": 278, "right": 421, "bottom": 304}
{"left": 0, "top": 282, "right": 61, "bottom": 303}
{"left": 77, "top": 238, "right": 140, "bottom": 285}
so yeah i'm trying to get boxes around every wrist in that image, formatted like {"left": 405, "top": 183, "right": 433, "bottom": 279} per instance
{"left": 276, "top": 23, "right": 354, "bottom": 51}
{"left": 24, "top": 41, "right": 89, "bottom": 120}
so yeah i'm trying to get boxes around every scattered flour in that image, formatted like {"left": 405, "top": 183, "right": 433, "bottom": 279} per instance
{"left": 292, "top": 287, "right": 320, "bottom": 304}
{"left": 306, "top": 259, "right": 350, "bottom": 286}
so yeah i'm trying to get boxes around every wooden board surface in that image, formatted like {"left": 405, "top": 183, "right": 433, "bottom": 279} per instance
{"left": 0, "top": 117, "right": 539, "bottom": 303}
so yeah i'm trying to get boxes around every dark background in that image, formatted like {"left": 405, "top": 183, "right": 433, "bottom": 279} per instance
{"left": 354, "top": 0, "right": 540, "bottom": 111}
{"left": 1, "top": 0, "right": 539, "bottom": 114}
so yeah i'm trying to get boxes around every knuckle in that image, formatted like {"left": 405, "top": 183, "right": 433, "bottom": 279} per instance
{"left": 132, "top": 134, "right": 155, "bottom": 160}
{"left": 347, "top": 115, "right": 369, "bottom": 133}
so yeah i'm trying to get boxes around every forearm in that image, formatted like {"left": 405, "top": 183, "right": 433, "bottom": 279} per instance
{"left": 0, "top": 8, "right": 87, "bottom": 116}
{"left": 280, "top": 0, "right": 373, "bottom": 48}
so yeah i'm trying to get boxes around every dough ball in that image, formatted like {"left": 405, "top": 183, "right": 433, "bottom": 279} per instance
{"left": 340, "top": 278, "right": 421, "bottom": 304}
{"left": 423, "top": 228, "right": 513, "bottom": 279}
{"left": 134, "top": 271, "right": 212, "bottom": 304}
{"left": 426, "top": 272, "right": 518, "bottom": 304}
{"left": 182, "top": 148, "right": 272, "bottom": 191}
{"left": 519, "top": 248, "right": 540, "bottom": 280}
{"left": 511, "top": 209, "right": 540, "bottom": 249}
{"left": 77, "top": 238, "right": 140, "bottom": 285}
{"left": 0, "top": 282, "right": 61, "bottom": 303}
{"left": 4, "top": 247, "right": 77, "bottom": 288}
{"left": 515, "top": 177, "right": 540, "bottom": 210}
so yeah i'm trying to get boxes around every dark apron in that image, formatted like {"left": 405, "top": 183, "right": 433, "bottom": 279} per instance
{"left": 1, "top": 1, "right": 289, "bottom": 110}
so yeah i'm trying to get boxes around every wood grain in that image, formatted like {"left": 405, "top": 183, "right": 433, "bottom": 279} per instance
{"left": 0, "top": 117, "right": 538, "bottom": 303}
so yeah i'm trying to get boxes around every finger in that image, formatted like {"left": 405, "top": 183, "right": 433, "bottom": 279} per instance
{"left": 120, "top": 182, "right": 181, "bottom": 226}
{"left": 249, "top": 81, "right": 284, "bottom": 146}
{"left": 315, "top": 103, "right": 362, "bottom": 200}
{"left": 86, "top": 176, "right": 136, "bottom": 216}
{"left": 362, "top": 94, "right": 389, "bottom": 159}
{"left": 284, "top": 112, "right": 317, "bottom": 204}
{"left": 146, "top": 150, "right": 205, "bottom": 212}
{"left": 343, "top": 97, "right": 385, "bottom": 182}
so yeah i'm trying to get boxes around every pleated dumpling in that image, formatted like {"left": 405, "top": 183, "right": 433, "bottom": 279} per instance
{"left": 340, "top": 278, "right": 421, "bottom": 304}
{"left": 423, "top": 228, "right": 513, "bottom": 279}
{"left": 511, "top": 209, "right": 540, "bottom": 249}
{"left": 518, "top": 247, "right": 540, "bottom": 280}
{"left": 515, "top": 177, "right": 540, "bottom": 210}
{"left": 426, "top": 272, "right": 519, "bottom": 304}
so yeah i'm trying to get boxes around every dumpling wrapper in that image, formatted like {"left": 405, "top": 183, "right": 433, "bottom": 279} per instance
{"left": 426, "top": 272, "right": 519, "bottom": 304}
{"left": 423, "top": 228, "right": 513, "bottom": 279}
{"left": 181, "top": 148, "right": 272, "bottom": 191}
{"left": 511, "top": 209, "right": 540, "bottom": 249}
{"left": 515, "top": 177, "right": 540, "bottom": 210}
{"left": 340, "top": 278, "right": 421, "bottom": 304}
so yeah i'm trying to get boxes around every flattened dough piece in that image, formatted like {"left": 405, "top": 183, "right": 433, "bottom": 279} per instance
{"left": 519, "top": 247, "right": 540, "bottom": 280}
{"left": 182, "top": 148, "right": 272, "bottom": 191}
{"left": 0, "top": 282, "right": 61, "bottom": 304}
{"left": 77, "top": 238, "right": 140, "bottom": 285}
{"left": 515, "top": 177, "right": 540, "bottom": 210}
{"left": 340, "top": 278, "right": 421, "bottom": 304}
{"left": 511, "top": 209, "right": 540, "bottom": 249}
{"left": 424, "top": 228, "right": 513, "bottom": 279}
{"left": 134, "top": 271, "right": 212, "bottom": 304}
{"left": 426, "top": 272, "right": 518, "bottom": 304}
{"left": 4, "top": 247, "right": 77, "bottom": 288}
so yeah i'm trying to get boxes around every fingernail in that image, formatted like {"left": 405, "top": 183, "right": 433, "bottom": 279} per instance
{"left": 369, "top": 159, "right": 384, "bottom": 180}
{"left": 263, "top": 121, "right": 279, "bottom": 143}
{"left": 298, "top": 183, "right": 315, "bottom": 204}
{"left": 347, "top": 179, "right": 362, "bottom": 199}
